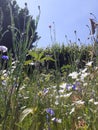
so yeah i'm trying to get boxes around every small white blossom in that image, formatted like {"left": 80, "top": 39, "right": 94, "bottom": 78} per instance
{"left": 69, "top": 72, "right": 78, "bottom": 79}
{"left": 89, "top": 98, "right": 94, "bottom": 103}
{"left": 51, "top": 86, "right": 56, "bottom": 89}
{"left": 83, "top": 83, "right": 88, "bottom": 86}
{"left": 70, "top": 107, "right": 75, "bottom": 114}
{"left": 94, "top": 102, "right": 98, "bottom": 105}
{"left": 0, "top": 45, "right": 8, "bottom": 52}
{"left": 86, "top": 61, "right": 93, "bottom": 67}
{"left": 59, "top": 89, "right": 64, "bottom": 93}
{"left": 60, "top": 83, "right": 67, "bottom": 89}
{"left": 24, "top": 97, "right": 29, "bottom": 99}
{"left": 2, "top": 80, "right": 7, "bottom": 86}
{"left": 60, "top": 92, "right": 72, "bottom": 98}
{"left": 2, "top": 70, "right": 7, "bottom": 74}
{"left": 95, "top": 66, "right": 98, "bottom": 70}
{"left": 74, "top": 100, "right": 85, "bottom": 105}
{"left": 55, "top": 99, "right": 59, "bottom": 105}
{"left": 29, "top": 62, "right": 35, "bottom": 66}
{"left": 19, "top": 86, "right": 25, "bottom": 90}
{"left": 80, "top": 68, "right": 87, "bottom": 73}
{"left": 21, "top": 106, "right": 26, "bottom": 110}
{"left": 80, "top": 72, "right": 90, "bottom": 81}
{"left": 52, "top": 118, "right": 62, "bottom": 123}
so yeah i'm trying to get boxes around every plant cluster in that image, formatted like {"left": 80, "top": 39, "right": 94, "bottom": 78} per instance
{"left": 0, "top": 45, "right": 98, "bottom": 130}
{"left": 35, "top": 43, "right": 93, "bottom": 72}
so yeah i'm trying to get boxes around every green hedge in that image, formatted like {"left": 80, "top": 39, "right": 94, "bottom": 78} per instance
{"left": 36, "top": 43, "right": 93, "bottom": 72}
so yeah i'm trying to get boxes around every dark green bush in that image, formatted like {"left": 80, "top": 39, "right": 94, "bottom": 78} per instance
{"left": 37, "top": 43, "right": 93, "bottom": 72}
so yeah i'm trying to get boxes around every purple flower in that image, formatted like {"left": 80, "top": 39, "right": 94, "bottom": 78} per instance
{"left": 46, "top": 108, "right": 55, "bottom": 116}
{"left": 66, "top": 84, "right": 72, "bottom": 90}
{"left": 66, "top": 83, "right": 78, "bottom": 91}
{"left": 0, "top": 46, "right": 8, "bottom": 52}
{"left": 2, "top": 55, "right": 9, "bottom": 60}
{"left": 43, "top": 88, "right": 49, "bottom": 95}
{"left": 72, "top": 84, "right": 76, "bottom": 90}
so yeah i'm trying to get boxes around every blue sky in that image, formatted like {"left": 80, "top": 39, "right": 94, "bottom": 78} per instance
{"left": 16, "top": 0, "right": 98, "bottom": 48}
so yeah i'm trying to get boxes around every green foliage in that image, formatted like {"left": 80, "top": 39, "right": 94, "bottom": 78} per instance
{"left": 0, "top": 42, "right": 97, "bottom": 130}
{"left": 28, "top": 50, "right": 55, "bottom": 63}
{"left": 37, "top": 43, "right": 92, "bottom": 72}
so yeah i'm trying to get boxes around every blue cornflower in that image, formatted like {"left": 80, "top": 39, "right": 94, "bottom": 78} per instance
{"left": 2, "top": 55, "right": 9, "bottom": 60}
{"left": 72, "top": 84, "right": 76, "bottom": 90}
{"left": 46, "top": 108, "right": 55, "bottom": 116}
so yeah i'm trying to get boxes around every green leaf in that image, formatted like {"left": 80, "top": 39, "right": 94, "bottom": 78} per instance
{"left": 41, "top": 56, "right": 55, "bottom": 62}
{"left": 24, "top": 60, "right": 33, "bottom": 65}
{"left": 38, "top": 51, "right": 44, "bottom": 61}
{"left": 28, "top": 51, "right": 38, "bottom": 60}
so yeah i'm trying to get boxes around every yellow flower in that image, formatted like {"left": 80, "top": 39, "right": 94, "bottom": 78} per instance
{"left": 38, "top": 91, "right": 42, "bottom": 96}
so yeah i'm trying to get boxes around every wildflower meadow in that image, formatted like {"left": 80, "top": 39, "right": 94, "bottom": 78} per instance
{"left": 0, "top": 0, "right": 98, "bottom": 130}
